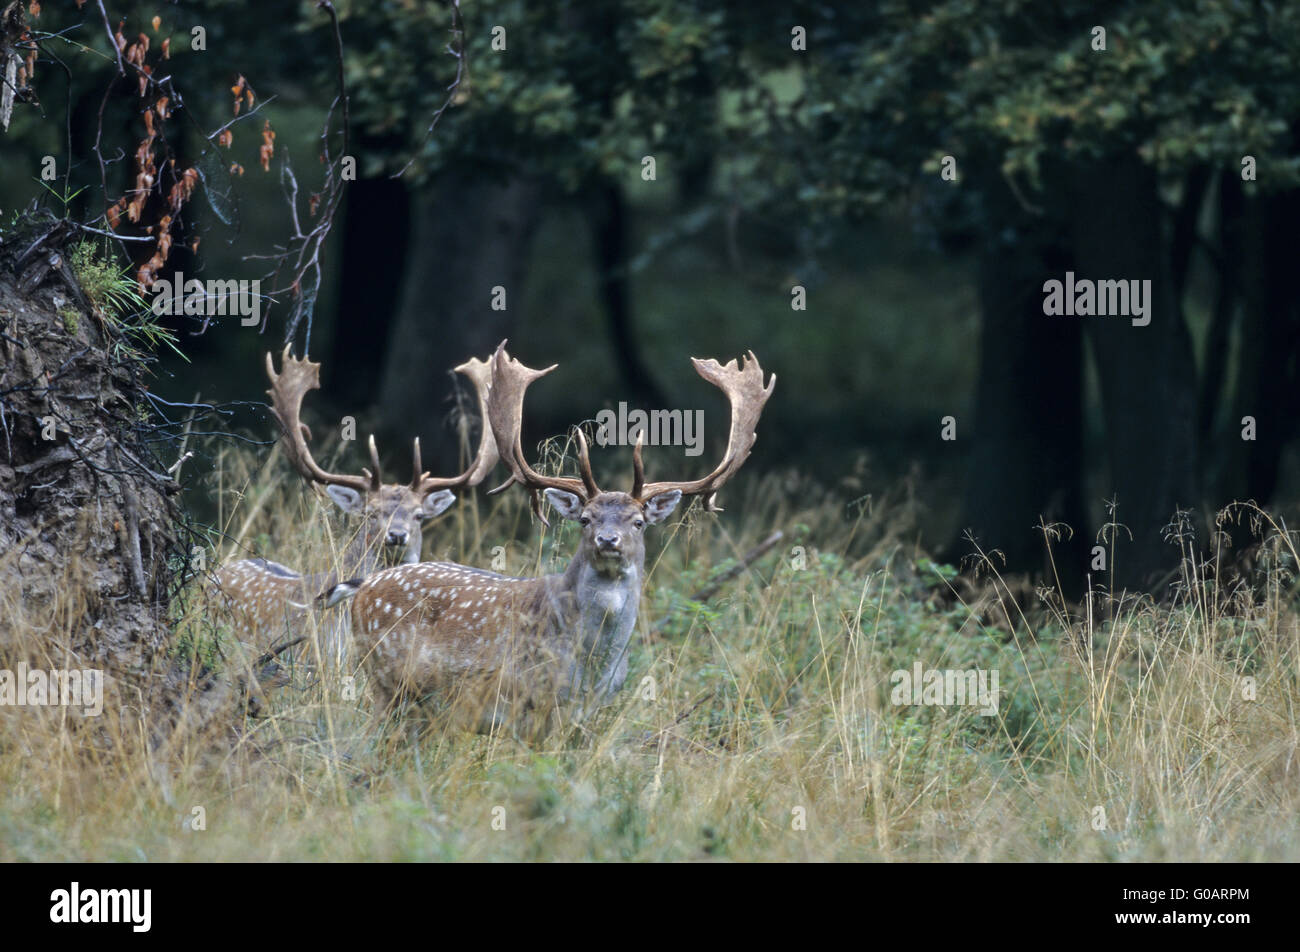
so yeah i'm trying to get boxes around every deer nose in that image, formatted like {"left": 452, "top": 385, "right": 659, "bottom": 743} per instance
{"left": 595, "top": 532, "right": 621, "bottom": 552}
{"left": 386, "top": 529, "right": 409, "bottom": 547}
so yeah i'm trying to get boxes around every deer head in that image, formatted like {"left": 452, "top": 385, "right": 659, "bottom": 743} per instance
{"left": 487, "top": 339, "right": 775, "bottom": 548}
{"left": 212, "top": 349, "right": 500, "bottom": 664}
{"left": 266, "top": 346, "right": 498, "bottom": 571}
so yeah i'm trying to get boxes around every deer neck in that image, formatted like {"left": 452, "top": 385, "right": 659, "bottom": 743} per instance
{"left": 549, "top": 547, "right": 644, "bottom": 703}
{"left": 324, "top": 527, "right": 407, "bottom": 589}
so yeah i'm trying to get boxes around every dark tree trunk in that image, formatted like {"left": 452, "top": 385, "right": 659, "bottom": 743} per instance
{"left": 326, "top": 176, "right": 411, "bottom": 407}
{"left": 373, "top": 174, "right": 542, "bottom": 472}
{"left": 1236, "top": 187, "right": 1300, "bottom": 504}
{"left": 1070, "top": 157, "right": 1198, "bottom": 589}
{"left": 1, "top": 223, "right": 244, "bottom": 743}
{"left": 951, "top": 193, "right": 1087, "bottom": 592}
{"left": 588, "top": 180, "right": 667, "bottom": 407}
{"left": 1200, "top": 174, "right": 1242, "bottom": 444}
{"left": 1, "top": 232, "right": 180, "bottom": 662}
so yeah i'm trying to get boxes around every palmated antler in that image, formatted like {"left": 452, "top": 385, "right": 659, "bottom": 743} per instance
{"left": 410, "top": 354, "right": 501, "bottom": 494}
{"left": 632, "top": 351, "right": 775, "bottom": 511}
{"left": 266, "top": 346, "right": 380, "bottom": 494}
{"left": 486, "top": 341, "right": 599, "bottom": 524}
{"left": 486, "top": 341, "right": 775, "bottom": 521}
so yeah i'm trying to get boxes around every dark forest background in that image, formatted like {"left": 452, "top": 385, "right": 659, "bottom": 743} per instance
{"left": 3, "top": 0, "right": 1298, "bottom": 593}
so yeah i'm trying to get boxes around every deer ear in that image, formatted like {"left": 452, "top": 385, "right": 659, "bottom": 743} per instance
{"left": 643, "top": 490, "right": 682, "bottom": 524}
{"left": 420, "top": 489, "right": 456, "bottom": 520}
{"left": 325, "top": 485, "right": 364, "bottom": 514}
{"left": 543, "top": 488, "right": 584, "bottom": 522}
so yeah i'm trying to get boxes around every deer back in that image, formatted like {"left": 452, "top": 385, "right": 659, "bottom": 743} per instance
{"left": 212, "top": 559, "right": 317, "bottom": 642}
{"left": 349, "top": 561, "right": 582, "bottom": 729}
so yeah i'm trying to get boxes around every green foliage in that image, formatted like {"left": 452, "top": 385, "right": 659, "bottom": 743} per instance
{"left": 169, "top": 611, "right": 228, "bottom": 675}
{"left": 324, "top": 1, "right": 754, "bottom": 190}
{"left": 68, "top": 241, "right": 143, "bottom": 319}
{"left": 67, "top": 240, "right": 189, "bottom": 363}
{"left": 36, "top": 180, "right": 89, "bottom": 213}
{"left": 917, "top": 557, "right": 959, "bottom": 584}
{"left": 336, "top": 0, "right": 1295, "bottom": 215}
{"left": 791, "top": 0, "right": 1300, "bottom": 213}
{"left": 296, "top": 0, "right": 1300, "bottom": 279}
{"left": 108, "top": 308, "right": 188, "bottom": 365}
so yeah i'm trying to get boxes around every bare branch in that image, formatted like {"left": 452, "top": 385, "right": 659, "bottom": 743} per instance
{"left": 94, "top": 0, "right": 124, "bottom": 76}
{"left": 392, "top": 0, "right": 464, "bottom": 180}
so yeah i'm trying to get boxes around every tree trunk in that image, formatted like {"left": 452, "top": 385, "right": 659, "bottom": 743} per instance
{"left": 373, "top": 174, "right": 542, "bottom": 473}
{"left": 0, "top": 222, "right": 242, "bottom": 745}
{"left": 588, "top": 180, "right": 667, "bottom": 407}
{"left": 1070, "top": 157, "right": 1198, "bottom": 589}
{"left": 952, "top": 199, "right": 1087, "bottom": 592}
{"left": 1236, "top": 187, "right": 1300, "bottom": 504}
{"left": 326, "top": 175, "right": 411, "bottom": 407}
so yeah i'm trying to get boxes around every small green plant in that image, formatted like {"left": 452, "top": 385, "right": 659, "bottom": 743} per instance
{"left": 68, "top": 240, "right": 142, "bottom": 317}
{"left": 917, "top": 557, "right": 959, "bottom": 583}
{"left": 67, "top": 240, "right": 187, "bottom": 362}
{"left": 37, "top": 180, "right": 89, "bottom": 216}
{"left": 59, "top": 308, "right": 79, "bottom": 335}
{"left": 170, "top": 618, "right": 228, "bottom": 674}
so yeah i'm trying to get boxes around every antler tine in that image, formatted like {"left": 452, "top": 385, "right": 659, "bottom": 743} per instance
{"left": 411, "top": 436, "right": 424, "bottom": 489}
{"left": 630, "top": 434, "right": 645, "bottom": 499}
{"left": 360, "top": 434, "right": 382, "bottom": 492}
{"left": 486, "top": 340, "right": 593, "bottom": 524}
{"left": 635, "top": 351, "right": 775, "bottom": 510}
{"left": 265, "top": 346, "right": 374, "bottom": 494}
{"left": 413, "top": 354, "right": 502, "bottom": 494}
{"left": 574, "top": 428, "right": 600, "bottom": 498}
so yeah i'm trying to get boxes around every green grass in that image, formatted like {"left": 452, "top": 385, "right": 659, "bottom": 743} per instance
{"left": 66, "top": 239, "right": 188, "bottom": 362}
{"left": 1, "top": 440, "right": 1297, "bottom": 861}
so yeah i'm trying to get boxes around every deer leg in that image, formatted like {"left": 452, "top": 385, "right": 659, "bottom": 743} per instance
{"left": 365, "top": 679, "right": 398, "bottom": 735}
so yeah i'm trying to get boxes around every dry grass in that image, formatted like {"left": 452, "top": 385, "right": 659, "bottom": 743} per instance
{"left": 1, "top": 444, "right": 1298, "bottom": 861}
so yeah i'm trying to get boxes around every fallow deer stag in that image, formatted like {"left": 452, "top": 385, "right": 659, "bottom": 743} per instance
{"left": 327, "top": 342, "right": 774, "bottom": 733}
{"left": 213, "top": 347, "right": 498, "bottom": 662}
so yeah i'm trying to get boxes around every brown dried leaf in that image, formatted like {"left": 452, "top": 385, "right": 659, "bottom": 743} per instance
{"left": 258, "top": 119, "right": 275, "bottom": 171}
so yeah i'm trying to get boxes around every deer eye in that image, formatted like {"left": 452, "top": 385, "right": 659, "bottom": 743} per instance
{"left": 633, "top": 519, "right": 645, "bottom": 530}
{"left": 579, "top": 515, "right": 591, "bottom": 527}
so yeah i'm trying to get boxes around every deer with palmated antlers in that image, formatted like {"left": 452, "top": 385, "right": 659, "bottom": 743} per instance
{"left": 325, "top": 341, "right": 774, "bottom": 734}
{"left": 212, "top": 347, "right": 498, "bottom": 664}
